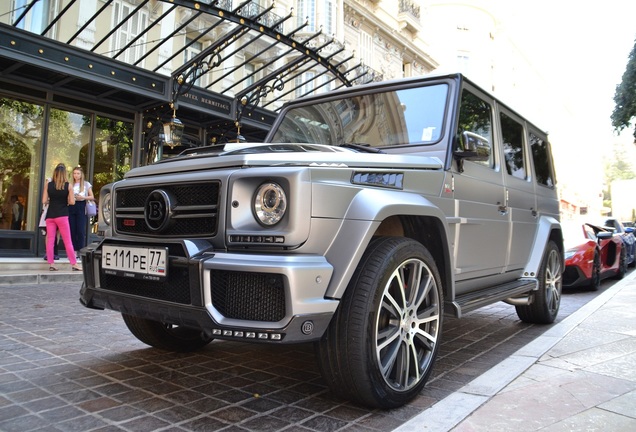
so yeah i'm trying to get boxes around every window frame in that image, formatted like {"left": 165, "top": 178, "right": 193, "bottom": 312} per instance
{"left": 529, "top": 129, "right": 556, "bottom": 188}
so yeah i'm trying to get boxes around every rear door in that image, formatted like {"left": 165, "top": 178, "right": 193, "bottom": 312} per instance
{"left": 498, "top": 108, "right": 537, "bottom": 273}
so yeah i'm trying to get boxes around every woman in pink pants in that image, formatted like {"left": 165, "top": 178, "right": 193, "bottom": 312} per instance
{"left": 41, "top": 163, "right": 82, "bottom": 272}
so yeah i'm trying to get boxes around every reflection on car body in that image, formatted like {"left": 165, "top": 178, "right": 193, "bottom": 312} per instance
{"left": 603, "top": 218, "right": 635, "bottom": 268}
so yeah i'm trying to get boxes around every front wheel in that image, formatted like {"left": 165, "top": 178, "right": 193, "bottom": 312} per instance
{"left": 316, "top": 237, "right": 444, "bottom": 409}
{"left": 516, "top": 240, "right": 562, "bottom": 324}
{"left": 122, "top": 314, "right": 212, "bottom": 352}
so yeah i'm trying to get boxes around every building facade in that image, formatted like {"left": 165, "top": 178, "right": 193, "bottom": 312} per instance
{"left": 0, "top": 0, "right": 437, "bottom": 257}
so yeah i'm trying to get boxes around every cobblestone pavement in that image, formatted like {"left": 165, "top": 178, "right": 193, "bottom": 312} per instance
{"left": 0, "top": 277, "right": 621, "bottom": 432}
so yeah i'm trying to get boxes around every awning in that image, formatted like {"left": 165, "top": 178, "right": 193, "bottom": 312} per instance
{"left": 0, "top": 0, "right": 377, "bottom": 140}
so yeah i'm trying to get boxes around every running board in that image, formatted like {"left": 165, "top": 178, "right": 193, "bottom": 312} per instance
{"left": 446, "top": 279, "right": 538, "bottom": 318}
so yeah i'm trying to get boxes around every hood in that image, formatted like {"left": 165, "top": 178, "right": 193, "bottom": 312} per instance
{"left": 125, "top": 142, "right": 444, "bottom": 178}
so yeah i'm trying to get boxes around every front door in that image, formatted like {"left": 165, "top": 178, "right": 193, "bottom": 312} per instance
{"left": 451, "top": 88, "right": 510, "bottom": 292}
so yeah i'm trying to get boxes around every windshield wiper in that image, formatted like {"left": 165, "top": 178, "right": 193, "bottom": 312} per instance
{"left": 338, "top": 142, "right": 384, "bottom": 153}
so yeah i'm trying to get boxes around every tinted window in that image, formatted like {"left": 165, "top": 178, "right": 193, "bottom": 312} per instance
{"left": 501, "top": 112, "right": 525, "bottom": 179}
{"left": 457, "top": 90, "right": 493, "bottom": 168}
{"left": 530, "top": 132, "right": 555, "bottom": 187}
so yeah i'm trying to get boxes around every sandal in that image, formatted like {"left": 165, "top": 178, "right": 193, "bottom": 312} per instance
{"left": 71, "top": 264, "right": 82, "bottom": 272}
{"left": 49, "top": 266, "right": 58, "bottom": 271}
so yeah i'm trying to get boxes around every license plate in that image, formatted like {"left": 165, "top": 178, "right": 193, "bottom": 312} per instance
{"left": 102, "top": 245, "right": 168, "bottom": 279}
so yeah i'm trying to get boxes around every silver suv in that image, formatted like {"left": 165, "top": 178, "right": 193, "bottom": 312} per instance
{"left": 80, "top": 73, "right": 563, "bottom": 409}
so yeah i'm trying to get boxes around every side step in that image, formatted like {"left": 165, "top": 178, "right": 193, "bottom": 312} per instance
{"left": 447, "top": 279, "right": 538, "bottom": 317}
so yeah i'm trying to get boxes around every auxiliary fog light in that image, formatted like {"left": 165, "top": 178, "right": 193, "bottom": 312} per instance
{"left": 210, "top": 329, "right": 282, "bottom": 340}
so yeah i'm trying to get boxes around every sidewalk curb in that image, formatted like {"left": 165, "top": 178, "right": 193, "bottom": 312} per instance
{"left": 0, "top": 271, "right": 84, "bottom": 285}
{"left": 393, "top": 270, "right": 636, "bottom": 432}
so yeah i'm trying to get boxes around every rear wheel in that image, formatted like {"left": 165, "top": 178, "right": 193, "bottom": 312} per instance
{"left": 516, "top": 240, "right": 562, "bottom": 324}
{"left": 588, "top": 252, "right": 601, "bottom": 291}
{"left": 614, "top": 248, "right": 627, "bottom": 280}
{"left": 122, "top": 314, "right": 212, "bottom": 352}
{"left": 316, "top": 237, "right": 443, "bottom": 409}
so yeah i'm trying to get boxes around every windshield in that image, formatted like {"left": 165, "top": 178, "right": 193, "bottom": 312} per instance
{"left": 269, "top": 83, "right": 449, "bottom": 148}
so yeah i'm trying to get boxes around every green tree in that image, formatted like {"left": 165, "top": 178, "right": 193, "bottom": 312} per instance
{"left": 603, "top": 143, "right": 636, "bottom": 211}
{"left": 612, "top": 39, "right": 636, "bottom": 142}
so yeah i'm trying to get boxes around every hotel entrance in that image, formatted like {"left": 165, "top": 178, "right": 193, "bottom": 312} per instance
{"left": 0, "top": 94, "right": 133, "bottom": 257}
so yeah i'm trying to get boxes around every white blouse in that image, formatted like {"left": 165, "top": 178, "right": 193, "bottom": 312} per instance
{"left": 73, "top": 181, "right": 92, "bottom": 197}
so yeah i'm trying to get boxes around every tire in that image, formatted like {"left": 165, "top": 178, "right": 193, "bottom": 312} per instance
{"left": 121, "top": 313, "right": 212, "bottom": 352}
{"left": 588, "top": 252, "right": 601, "bottom": 291}
{"left": 614, "top": 249, "right": 627, "bottom": 280}
{"left": 516, "top": 240, "right": 562, "bottom": 324}
{"left": 316, "top": 237, "right": 443, "bottom": 409}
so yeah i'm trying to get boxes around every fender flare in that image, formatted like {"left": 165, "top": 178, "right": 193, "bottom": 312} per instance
{"left": 324, "top": 188, "right": 452, "bottom": 299}
{"left": 523, "top": 216, "right": 563, "bottom": 277}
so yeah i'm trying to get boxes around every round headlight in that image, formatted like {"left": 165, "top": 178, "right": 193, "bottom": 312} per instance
{"left": 102, "top": 192, "right": 112, "bottom": 225}
{"left": 254, "top": 182, "right": 287, "bottom": 226}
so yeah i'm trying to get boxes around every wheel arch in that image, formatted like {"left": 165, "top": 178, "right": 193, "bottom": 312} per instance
{"left": 324, "top": 189, "right": 453, "bottom": 300}
{"left": 374, "top": 215, "right": 453, "bottom": 304}
{"left": 523, "top": 216, "right": 564, "bottom": 278}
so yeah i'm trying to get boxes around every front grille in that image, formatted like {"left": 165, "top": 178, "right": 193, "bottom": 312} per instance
{"left": 115, "top": 181, "right": 220, "bottom": 237}
{"left": 211, "top": 270, "right": 286, "bottom": 322}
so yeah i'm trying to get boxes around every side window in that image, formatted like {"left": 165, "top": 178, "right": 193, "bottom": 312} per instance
{"left": 500, "top": 112, "right": 526, "bottom": 179}
{"left": 530, "top": 132, "right": 555, "bottom": 187}
{"left": 457, "top": 90, "right": 493, "bottom": 168}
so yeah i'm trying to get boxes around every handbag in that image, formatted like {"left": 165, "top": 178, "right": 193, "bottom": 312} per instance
{"left": 86, "top": 200, "right": 97, "bottom": 216}
{"left": 39, "top": 204, "right": 48, "bottom": 236}
{"left": 39, "top": 205, "right": 48, "bottom": 228}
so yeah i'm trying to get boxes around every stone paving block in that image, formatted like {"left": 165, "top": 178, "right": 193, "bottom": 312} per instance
{"left": 1, "top": 274, "right": 634, "bottom": 431}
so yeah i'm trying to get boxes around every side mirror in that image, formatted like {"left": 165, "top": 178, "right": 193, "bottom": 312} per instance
{"left": 454, "top": 131, "right": 490, "bottom": 161}
{"left": 454, "top": 131, "right": 491, "bottom": 172}
{"left": 625, "top": 227, "right": 634, "bottom": 234}
{"left": 596, "top": 231, "right": 613, "bottom": 241}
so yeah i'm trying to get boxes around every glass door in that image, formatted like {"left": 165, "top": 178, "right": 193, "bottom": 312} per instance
{"left": 41, "top": 111, "right": 134, "bottom": 251}
{"left": 0, "top": 97, "right": 44, "bottom": 255}
{"left": 39, "top": 108, "right": 93, "bottom": 257}
{"left": 87, "top": 116, "right": 133, "bottom": 243}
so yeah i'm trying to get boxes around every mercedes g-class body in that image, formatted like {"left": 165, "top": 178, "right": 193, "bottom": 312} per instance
{"left": 80, "top": 73, "right": 563, "bottom": 409}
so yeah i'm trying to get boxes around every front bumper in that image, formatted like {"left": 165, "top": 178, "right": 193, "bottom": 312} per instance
{"left": 79, "top": 239, "right": 338, "bottom": 343}
{"left": 562, "top": 264, "right": 589, "bottom": 287}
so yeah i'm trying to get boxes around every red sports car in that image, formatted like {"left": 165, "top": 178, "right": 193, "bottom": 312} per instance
{"left": 562, "top": 222, "right": 625, "bottom": 290}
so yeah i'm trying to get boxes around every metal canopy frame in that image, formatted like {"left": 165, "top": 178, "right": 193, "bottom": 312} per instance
{"left": 2, "top": 0, "right": 376, "bottom": 131}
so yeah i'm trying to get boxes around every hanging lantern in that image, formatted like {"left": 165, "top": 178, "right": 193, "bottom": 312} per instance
{"left": 163, "top": 105, "right": 184, "bottom": 149}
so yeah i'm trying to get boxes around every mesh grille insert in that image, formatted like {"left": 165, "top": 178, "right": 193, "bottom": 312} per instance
{"left": 211, "top": 270, "right": 286, "bottom": 322}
